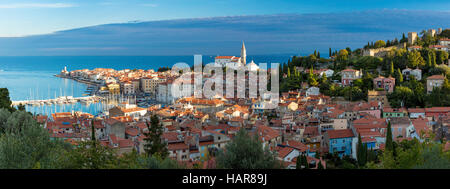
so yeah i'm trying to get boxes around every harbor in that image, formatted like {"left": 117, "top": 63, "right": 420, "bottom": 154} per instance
{"left": 11, "top": 95, "right": 103, "bottom": 106}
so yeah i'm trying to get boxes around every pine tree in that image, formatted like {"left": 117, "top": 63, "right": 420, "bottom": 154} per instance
{"left": 329, "top": 48, "right": 332, "bottom": 58}
{"left": 317, "top": 52, "right": 321, "bottom": 59}
{"left": 144, "top": 115, "right": 169, "bottom": 158}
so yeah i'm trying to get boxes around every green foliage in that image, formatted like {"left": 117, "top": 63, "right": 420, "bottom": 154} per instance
{"left": 380, "top": 139, "right": 450, "bottom": 169}
{"left": 216, "top": 128, "right": 282, "bottom": 169}
{"left": 374, "top": 40, "right": 386, "bottom": 48}
{"left": 337, "top": 49, "right": 349, "bottom": 64}
{"left": 438, "top": 29, "right": 450, "bottom": 38}
{"left": 0, "top": 109, "right": 70, "bottom": 168}
{"left": 144, "top": 115, "right": 169, "bottom": 158}
{"left": 0, "top": 88, "right": 15, "bottom": 112}
{"left": 436, "top": 50, "right": 449, "bottom": 65}
{"left": 356, "top": 135, "right": 367, "bottom": 167}
{"left": 407, "top": 50, "right": 425, "bottom": 69}
{"left": 62, "top": 141, "right": 119, "bottom": 169}
{"left": 386, "top": 122, "right": 393, "bottom": 152}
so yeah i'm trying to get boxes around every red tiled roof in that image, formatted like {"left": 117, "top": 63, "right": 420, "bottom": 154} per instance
{"left": 427, "top": 75, "right": 445, "bottom": 80}
{"left": 119, "top": 139, "right": 134, "bottom": 148}
{"left": 278, "top": 147, "right": 294, "bottom": 159}
{"left": 168, "top": 142, "right": 189, "bottom": 151}
{"left": 327, "top": 129, "right": 354, "bottom": 139}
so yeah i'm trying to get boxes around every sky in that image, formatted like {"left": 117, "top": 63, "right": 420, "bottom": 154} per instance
{"left": 0, "top": 0, "right": 449, "bottom": 37}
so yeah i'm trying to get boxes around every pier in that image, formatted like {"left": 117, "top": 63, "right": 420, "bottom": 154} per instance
{"left": 12, "top": 96, "right": 103, "bottom": 106}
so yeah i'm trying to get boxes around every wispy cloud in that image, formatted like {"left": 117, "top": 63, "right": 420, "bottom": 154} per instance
{"left": 0, "top": 3, "right": 75, "bottom": 9}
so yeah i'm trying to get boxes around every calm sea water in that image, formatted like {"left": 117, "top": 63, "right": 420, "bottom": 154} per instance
{"left": 0, "top": 55, "right": 291, "bottom": 115}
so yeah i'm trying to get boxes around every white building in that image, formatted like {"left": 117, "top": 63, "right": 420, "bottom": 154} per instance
{"left": 246, "top": 60, "right": 259, "bottom": 72}
{"left": 157, "top": 80, "right": 193, "bottom": 104}
{"left": 306, "top": 87, "right": 320, "bottom": 97}
{"left": 438, "top": 38, "right": 450, "bottom": 46}
{"left": 122, "top": 82, "right": 135, "bottom": 95}
{"left": 214, "top": 41, "right": 247, "bottom": 67}
{"left": 319, "top": 69, "right": 334, "bottom": 78}
{"left": 402, "top": 68, "right": 422, "bottom": 80}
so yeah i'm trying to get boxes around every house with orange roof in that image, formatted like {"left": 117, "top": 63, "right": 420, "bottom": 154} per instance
{"left": 168, "top": 141, "right": 190, "bottom": 161}
{"left": 109, "top": 105, "right": 147, "bottom": 119}
{"left": 341, "top": 68, "right": 362, "bottom": 86}
{"left": 410, "top": 118, "right": 432, "bottom": 141}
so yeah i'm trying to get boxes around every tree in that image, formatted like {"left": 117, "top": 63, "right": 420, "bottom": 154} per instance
{"left": 396, "top": 68, "right": 403, "bottom": 83}
{"left": 374, "top": 40, "right": 386, "bottom": 48}
{"left": 317, "top": 160, "right": 324, "bottom": 169}
{"left": 0, "top": 109, "right": 70, "bottom": 168}
{"left": 407, "top": 51, "right": 425, "bottom": 68}
{"left": 337, "top": 49, "right": 349, "bottom": 63}
{"left": 296, "top": 155, "right": 303, "bottom": 169}
{"left": 357, "top": 134, "right": 366, "bottom": 167}
{"left": 91, "top": 119, "right": 96, "bottom": 141}
{"left": 144, "top": 115, "right": 169, "bottom": 158}
{"left": 390, "top": 62, "right": 395, "bottom": 76}
{"left": 400, "top": 33, "right": 407, "bottom": 43}
{"left": 216, "top": 128, "right": 282, "bottom": 169}
{"left": 386, "top": 121, "right": 393, "bottom": 152}
{"left": 308, "top": 67, "right": 319, "bottom": 86}
{"left": 436, "top": 50, "right": 449, "bottom": 65}
{"left": 0, "top": 88, "right": 15, "bottom": 112}
{"left": 63, "top": 140, "right": 118, "bottom": 169}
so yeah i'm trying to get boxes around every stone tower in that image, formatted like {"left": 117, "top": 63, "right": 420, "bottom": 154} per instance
{"left": 408, "top": 32, "right": 418, "bottom": 45}
{"left": 241, "top": 41, "right": 247, "bottom": 65}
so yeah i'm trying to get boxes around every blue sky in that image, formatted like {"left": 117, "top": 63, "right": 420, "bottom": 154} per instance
{"left": 0, "top": 0, "right": 449, "bottom": 37}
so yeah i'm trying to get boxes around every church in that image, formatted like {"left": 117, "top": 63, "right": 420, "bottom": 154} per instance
{"left": 214, "top": 41, "right": 247, "bottom": 67}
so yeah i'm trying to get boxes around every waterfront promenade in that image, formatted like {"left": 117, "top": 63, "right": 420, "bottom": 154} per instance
{"left": 12, "top": 95, "right": 103, "bottom": 106}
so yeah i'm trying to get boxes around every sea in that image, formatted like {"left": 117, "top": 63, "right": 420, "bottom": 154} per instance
{"left": 0, "top": 55, "right": 292, "bottom": 115}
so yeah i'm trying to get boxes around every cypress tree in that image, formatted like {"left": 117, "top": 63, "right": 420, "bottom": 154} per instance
{"left": 329, "top": 48, "right": 332, "bottom": 57}
{"left": 317, "top": 160, "right": 324, "bottom": 169}
{"left": 432, "top": 51, "right": 437, "bottom": 67}
{"left": 287, "top": 67, "right": 291, "bottom": 78}
{"left": 296, "top": 155, "right": 302, "bottom": 169}
{"left": 91, "top": 119, "right": 96, "bottom": 141}
{"left": 386, "top": 121, "right": 393, "bottom": 152}
{"left": 390, "top": 62, "right": 395, "bottom": 76}
{"left": 362, "top": 143, "right": 368, "bottom": 166}
{"left": 357, "top": 134, "right": 363, "bottom": 166}
{"left": 303, "top": 154, "right": 309, "bottom": 169}
{"left": 397, "top": 68, "right": 403, "bottom": 83}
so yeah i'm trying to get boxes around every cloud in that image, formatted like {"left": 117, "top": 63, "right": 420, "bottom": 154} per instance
{"left": 0, "top": 3, "right": 75, "bottom": 9}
